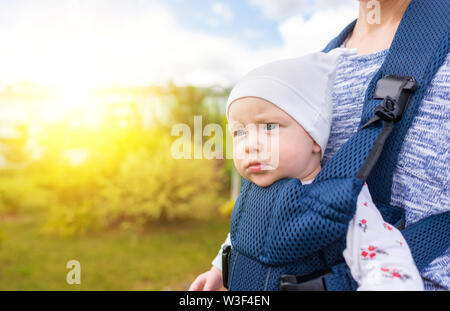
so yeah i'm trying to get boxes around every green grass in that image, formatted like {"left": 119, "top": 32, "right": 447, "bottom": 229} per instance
{"left": 0, "top": 212, "right": 230, "bottom": 290}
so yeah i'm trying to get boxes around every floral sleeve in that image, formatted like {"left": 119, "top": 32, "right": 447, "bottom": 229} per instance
{"left": 343, "top": 184, "right": 424, "bottom": 291}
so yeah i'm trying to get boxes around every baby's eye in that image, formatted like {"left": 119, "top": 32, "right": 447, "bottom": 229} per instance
{"left": 233, "top": 129, "right": 247, "bottom": 137}
{"left": 265, "top": 123, "right": 279, "bottom": 131}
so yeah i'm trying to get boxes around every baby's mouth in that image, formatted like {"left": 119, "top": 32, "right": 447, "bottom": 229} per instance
{"left": 247, "top": 161, "right": 274, "bottom": 173}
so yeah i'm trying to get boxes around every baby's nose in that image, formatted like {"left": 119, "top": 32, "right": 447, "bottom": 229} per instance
{"left": 245, "top": 126, "right": 262, "bottom": 154}
{"left": 245, "top": 141, "right": 259, "bottom": 154}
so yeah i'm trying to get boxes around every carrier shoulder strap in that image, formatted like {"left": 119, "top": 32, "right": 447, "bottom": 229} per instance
{"left": 322, "top": 0, "right": 450, "bottom": 271}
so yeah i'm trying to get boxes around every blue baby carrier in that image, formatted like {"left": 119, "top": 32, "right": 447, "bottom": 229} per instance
{"left": 223, "top": 0, "right": 450, "bottom": 291}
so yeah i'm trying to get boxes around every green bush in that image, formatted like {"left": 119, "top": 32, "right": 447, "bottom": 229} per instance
{"left": 42, "top": 132, "right": 225, "bottom": 236}
{"left": 43, "top": 202, "right": 104, "bottom": 236}
{"left": 0, "top": 176, "right": 51, "bottom": 215}
{"left": 102, "top": 148, "right": 222, "bottom": 223}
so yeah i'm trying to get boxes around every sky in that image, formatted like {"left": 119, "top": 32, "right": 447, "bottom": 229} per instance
{"left": 0, "top": 0, "right": 360, "bottom": 89}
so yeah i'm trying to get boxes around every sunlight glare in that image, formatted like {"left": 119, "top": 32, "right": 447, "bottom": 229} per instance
{"left": 62, "top": 148, "right": 89, "bottom": 166}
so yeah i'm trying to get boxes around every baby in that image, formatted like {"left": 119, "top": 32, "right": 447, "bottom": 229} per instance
{"left": 189, "top": 48, "right": 423, "bottom": 291}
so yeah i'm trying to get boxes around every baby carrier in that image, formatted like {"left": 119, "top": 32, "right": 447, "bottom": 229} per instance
{"left": 223, "top": 0, "right": 450, "bottom": 291}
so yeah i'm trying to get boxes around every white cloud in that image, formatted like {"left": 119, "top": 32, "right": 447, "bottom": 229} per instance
{"left": 314, "top": 0, "right": 358, "bottom": 10}
{"left": 0, "top": 0, "right": 359, "bottom": 89}
{"left": 249, "top": 0, "right": 357, "bottom": 19}
{"left": 207, "top": 2, "right": 234, "bottom": 28}
{"left": 0, "top": 1, "right": 180, "bottom": 87}
{"left": 184, "top": 5, "right": 359, "bottom": 86}
{"left": 0, "top": 0, "right": 280, "bottom": 88}
{"left": 249, "top": 0, "right": 309, "bottom": 20}
{"left": 211, "top": 2, "right": 234, "bottom": 22}
{"left": 277, "top": 5, "right": 358, "bottom": 57}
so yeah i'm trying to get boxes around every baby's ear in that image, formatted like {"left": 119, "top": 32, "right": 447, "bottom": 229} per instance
{"left": 312, "top": 141, "right": 321, "bottom": 154}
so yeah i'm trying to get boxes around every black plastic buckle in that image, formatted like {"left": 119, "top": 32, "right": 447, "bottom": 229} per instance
{"left": 361, "top": 75, "right": 418, "bottom": 130}
{"left": 279, "top": 270, "right": 331, "bottom": 291}
{"left": 222, "top": 245, "right": 232, "bottom": 289}
{"left": 374, "top": 96, "right": 397, "bottom": 122}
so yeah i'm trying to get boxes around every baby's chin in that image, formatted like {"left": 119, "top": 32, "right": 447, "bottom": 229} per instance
{"left": 245, "top": 172, "right": 278, "bottom": 188}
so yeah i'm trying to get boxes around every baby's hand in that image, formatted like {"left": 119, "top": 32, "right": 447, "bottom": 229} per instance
{"left": 188, "top": 266, "right": 223, "bottom": 291}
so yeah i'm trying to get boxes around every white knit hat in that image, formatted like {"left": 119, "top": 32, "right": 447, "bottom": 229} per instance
{"left": 226, "top": 47, "right": 357, "bottom": 156}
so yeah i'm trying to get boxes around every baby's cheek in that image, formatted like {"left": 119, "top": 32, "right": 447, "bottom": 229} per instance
{"left": 232, "top": 147, "right": 247, "bottom": 177}
{"left": 232, "top": 139, "right": 246, "bottom": 159}
{"left": 233, "top": 157, "right": 244, "bottom": 176}
{"left": 278, "top": 143, "right": 307, "bottom": 174}
{"left": 260, "top": 135, "right": 276, "bottom": 166}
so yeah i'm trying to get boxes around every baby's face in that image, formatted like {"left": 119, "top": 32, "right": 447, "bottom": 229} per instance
{"left": 228, "top": 96, "right": 322, "bottom": 187}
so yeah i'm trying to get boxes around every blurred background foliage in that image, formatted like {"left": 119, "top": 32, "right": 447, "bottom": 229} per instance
{"left": 0, "top": 84, "right": 234, "bottom": 235}
{"left": 0, "top": 83, "right": 237, "bottom": 289}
